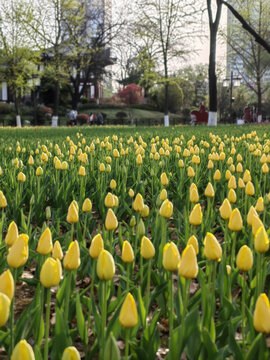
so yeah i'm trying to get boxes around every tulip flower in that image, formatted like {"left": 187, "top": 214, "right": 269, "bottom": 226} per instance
{"left": 63, "top": 240, "right": 81, "bottom": 270}
{"left": 40, "top": 257, "right": 62, "bottom": 288}
{"left": 133, "top": 193, "right": 144, "bottom": 212}
{"left": 0, "top": 292, "right": 10, "bottom": 327}
{"left": 140, "top": 236, "right": 155, "bottom": 259}
{"left": 0, "top": 191, "right": 7, "bottom": 208}
{"left": 105, "top": 208, "right": 118, "bottom": 231}
{"left": 36, "top": 227, "right": 53, "bottom": 255}
{"left": 203, "top": 232, "right": 222, "bottom": 261}
{"left": 187, "top": 166, "right": 195, "bottom": 178}
{"left": 110, "top": 179, "right": 116, "bottom": 190}
{"left": 253, "top": 294, "right": 270, "bottom": 333}
{"left": 243, "top": 169, "right": 251, "bottom": 183}
{"left": 36, "top": 166, "right": 43, "bottom": 176}
{"left": 213, "top": 169, "right": 221, "bottom": 181}
{"left": 189, "top": 203, "right": 202, "bottom": 226}
{"left": 52, "top": 241, "right": 63, "bottom": 260}
{"left": 10, "top": 339, "right": 35, "bottom": 360}
{"left": 255, "top": 227, "right": 269, "bottom": 253}
{"left": 205, "top": 182, "right": 215, "bottom": 198}
{"left": 228, "top": 208, "right": 243, "bottom": 231}
{"left": 104, "top": 192, "right": 115, "bottom": 208}
{"left": 159, "top": 199, "right": 173, "bottom": 218}
{"left": 163, "top": 242, "right": 180, "bottom": 272}
{"left": 99, "top": 163, "right": 105, "bottom": 172}
{"left": 128, "top": 189, "right": 134, "bottom": 198}
{"left": 62, "top": 346, "right": 81, "bottom": 360}
{"left": 78, "top": 165, "right": 86, "bottom": 176}
{"left": 238, "top": 178, "right": 245, "bottom": 189}
{"left": 236, "top": 245, "right": 253, "bottom": 271}
{"left": 0, "top": 269, "right": 14, "bottom": 300}
{"left": 225, "top": 170, "right": 232, "bottom": 180}
{"left": 89, "top": 234, "right": 104, "bottom": 259}
{"left": 66, "top": 201, "right": 79, "bottom": 224}
{"left": 5, "top": 221, "right": 18, "bottom": 247}
{"left": 228, "top": 188, "right": 237, "bottom": 203}
{"left": 28, "top": 155, "right": 34, "bottom": 165}
{"left": 119, "top": 292, "right": 138, "bottom": 328}
{"left": 228, "top": 176, "right": 237, "bottom": 190}
{"left": 17, "top": 172, "right": 26, "bottom": 182}
{"left": 252, "top": 215, "right": 264, "bottom": 236}
{"left": 245, "top": 181, "right": 255, "bottom": 196}
{"left": 160, "top": 172, "right": 169, "bottom": 186}
{"left": 187, "top": 235, "right": 199, "bottom": 254}
{"left": 255, "top": 197, "right": 264, "bottom": 213}
{"left": 262, "top": 163, "right": 269, "bottom": 174}
{"left": 247, "top": 206, "right": 258, "bottom": 226}
{"left": 82, "top": 198, "right": 92, "bottom": 212}
{"left": 97, "top": 249, "right": 115, "bottom": 281}
{"left": 219, "top": 198, "right": 232, "bottom": 220}
{"left": 160, "top": 189, "right": 167, "bottom": 201}
{"left": 141, "top": 204, "right": 149, "bottom": 218}
{"left": 178, "top": 245, "right": 198, "bottom": 279}
{"left": 190, "top": 187, "right": 199, "bottom": 203}
{"left": 7, "top": 234, "right": 29, "bottom": 269}
{"left": 122, "top": 241, "right": 134, "bottom": 263}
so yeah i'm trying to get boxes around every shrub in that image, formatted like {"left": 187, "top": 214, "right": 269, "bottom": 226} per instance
{"left": 116, "top": 111, "right": 128, "bottom": 119}
{"left": 0, "top": 103, "right": 15, "bottom": 114}
{"left": 118, "top": 84, "right": 144, "bottom": 105}
{"left": 36, "top": 105, "right": 52, "bottom": 125}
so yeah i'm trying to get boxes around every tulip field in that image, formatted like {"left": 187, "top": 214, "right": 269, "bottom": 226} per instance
{"left": 0, "top": 124, "right": 270, "bottom": 359}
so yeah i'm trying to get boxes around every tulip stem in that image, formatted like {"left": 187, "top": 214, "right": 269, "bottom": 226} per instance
{"left": 169, "top": 272, "right": 174, "bottom": 349}
{"left": 100, "top": 280, "right": 107, "bottom": 360}
{"left": 256, "top": 253, "right": 262, "bottom": 300}
{"left": 126, "top": 263, "right": 130, "bottom": 293}
{"left": 0, "top": 208, "right": 4, "bottom": 244}
{"left": 125, "top": 328, "right": 130, "bottom": 360}
{"left": 145, "top": 260, "right": 151, "bottom": 314}
{"left": 69, "top": 224, "right": 74, "bottom": 246}
{"left": 9, "top": 268, "right": 17, "bottom": 356}
{"left": 231, "top": 232, "right": 236, "bottom": 268}
{"left": 44, "top": 288, "right": 51, "bottom": 360}
{"left": 241, "top": 274, "right": 246, "bottom": 350}
{"left": 64, "top": 271, "right": 72, "bottom": 326}
{"left": 82, "top": 212, "right": 88, "bottom": 247}
{"left": 140, "top": 256, "right": 143, "bottom": 287}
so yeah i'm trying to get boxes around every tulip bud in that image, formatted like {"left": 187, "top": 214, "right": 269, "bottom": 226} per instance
{"left": 82, "top": 198, "right": 92, "bottom": 212}
{"left": 121, "top": 241, "right": 134, "bottom": 263}
{"left": 255, "top": 227, "right": 269, "bottom": 253}
{"left": 262, "top": 163, "right": 269, "bottom": 174}
{"left": 133, "top": 193, "right": 144, "bottom": 212}
{"left": 163, "top": 242, "right": 180, "bottom": 271}
{"left": 187, "top": 166, "right": 195, "bottom": 178}
{"left": 119, "top": 293, "right": 138, "bottom": 328}
{"left": 252, "top": 215, "right": 264, "bottom": 236}
{"left": 160, "top": 172, "right": 169, "bottom": 186}
{"left": 97, "top": 249, "right": 115, "bottom": 280}
{"left": 89, "top": 234, "right": 104, "bottom": 259}
{"left": 159, "top": 199, "right": 173, "bottom": 218}
{"left": 0, "top": 292, "right": 10, "bottom": 327}
{"left": 236, "top": 245, "right": 253, "bottom": 271}
{"left": 205, "top": 182, "right": 215, "bottom": 198}
{"left": 225, "top": 170, "right": 232, "bottom": 180}
{"left": 105, "top": 208, "right": 118, "bottom": 231}
{"left": 104, "top": 192, "right": 115, "bottom": 208}
{"left": 63, "top": 240, "right": 80, "bottom": 270}
{"left": 226, "top": 265, "right": 231, "bottom": 275}
{"left": 245, "top": 181, "right": 255, "bottom": 196}
{"left": 129, "top": 215, "right": 136, "bottom": 228}
{"left": 228, "top": 188, "right": 237, "bottom": 203}
{"left": 255, "top": 197, "right": 264, "bottom": 213}
{"left": 190, "top": 187, "right": 199, "bottom": 203}
{"left": 213, "top": 169, "right": 221, "bottom": 181}
{"left": 17, "top": 172, "right": 26, "bottom": 183}
{"left": 187, "top": 235, "right": 199, "bottom": 254}
{"left": 52, "top": 241, "right": 63, "bottom": 260}
{"left": 228, "top": 208, "right": 243, "bottom": 231}
{"left": 238, "top": 178, "right": 245, "bottom": 189}
{"left": 247, "top": 206, "right": 258, "bottom": 226}
{"left": 28, "top": 155, "right": 34, "bottom": 165}
{"left": 253, "top": 294, "right": 270, "bottom": 333}
{"left": 5, "top": 221, "right": 19, "bottom": 247}
{"left": 40, "top": 257, "right": 62, "bottom": 288}
{"left": 189, "top": 203, "right": 202, "bottom": 226}
{"left": 36, "top": 166, "right": 43, "bottom": 176}
{"left": 228, "top": 176, "right": 237, "bottom": 190}
{"left": 0, "top": 269, "right": 14, "bottom": 300}
{"left": 219, "top": 198, "right": 232, "bottom": 220}
{"left": 99, "top": 163, "right": 105, "bottom": 172}
{"left": 66, "top": 201, "right": 79, "bottom": 224}
{"left": 178, "top": 245, "right": 198, "bottom": 279}
{"left": 141, "top": 204, "right": 149, "bottom": 218}
{"left": 0, "top": 191, "right": 7, "bottom": 208}
{"left": 243, "top": 169, "right": 251, "bottom": 183}
{"left": 128, "top": 189, "right": 134, "bottom": 198}
{"left": 62, "top": 346, "right": 81, "bottom": 360}
{"left": 140, "top": 236, "right": 155, "bottom": 260}
{"left": 160, "top": 189, "right": 167, "bottom": 201}
{"left": 37, "top": 228, "right": 53, "bottom": 255}
{"left": 78, "top": 166, "right": 86, "bottom": 176}
{"left": 7, "top": 234, "right": 29, "bottom": 268}
{"left": 110, "top": 179, "right": 117, "bottom": 190}
{"left": 203, "top": 232, "right": 222, "bottom": 261}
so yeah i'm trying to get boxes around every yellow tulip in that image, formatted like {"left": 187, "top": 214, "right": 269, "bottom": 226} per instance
{"left": 62, "top": 346, "right": 81, "bottom": 360}
{"left": 226, "top": 265, "right": 231, "bottom": 275}
{"left": 121, "top": 241, "right": 134, "bottom": 263}
{"left": 82, "top": 198, "right": 92, "bottom": 212}
{"left": 11, "top": 340, "right": 35, "bottom": 360}
{"left": 159, "top": 199, "right": 173, "bottom": 218}
{"left": 113, "top": 195, "right": 119, "bottom": 207}
{"left": 187, "top": 235, "right": 199, "bottom": 254}
{"left": 187, "top": 166, "right": 195, "bottom": 178}
{"left": 236, "top": 245, "right": 253, "bottom": 271}
{"left": 0, "top": 292, "right": 10, "bottom": 327}
{"left": 36, "top": 166, "right": 43, "bottom": 176}
{"left": 219, "top": 198, "right": 232, "bottom": 220}
{"left": 252, "top": 216, "right": 264, "bottom": 236}
{"left": 104, "top": 192, "right": 115, "bottom": 208}
{"left": 238, "top": 178, "right": 245, "bottom": 189}
{"left": 228, "top": 176, "right": 237, "bottom": 190}
{"left": 78, "top": 166, "right": 86, "bottom": 176}
{"left": 178, "top": 245, "right": 198, "bottom": 279}
{"left": 133, "top": 193, "right": 144, "bottom": 212}
{"left": 247, "top": 206, "right": 259, "bottom": 226}
{"left": 253, "top": 294, "right": 270, "bottom": 333}
{"left": 160, "top": 189, "right": 167, "bottom": 201}
{"left": 0, "top": 270, "right": 14, "bottom": 300}
{"left": 243, "top": 169, "right": 251, "bottom": 183}
{"left": 110, "top": 179, "right": 117, "bottom": 190}
{"left": 105, "top": 208, "right": 118, "bottom": 230}
{"left": 63, "top": 241, "right": 80, "bottom": 270}
{"left": 128, "top": 189, "right": 134, "bottom": 198}
{"left": 5, "top": 221, "right": 19, "bottom": 247}
{"left": 207, "top": 160, "right": 214, "bottom": 169}
{"left": 36, "top": 228, "right": 53, "bottom": 255}
{"left": 203, "top": 232, "right": 222, "bottom": 261}
{"left": 205, "top": 182, "right": 215, "bottom": 198}
{"left": 236, "top": 163, "right": 243, "bottom": 173}
{"left": 97, "top": 249, "right": 115, "bottom": 280}
{"left": 89, "top": 234, "right": 104, "bottom": 259}
{"left": 136, "top": 154, "right": 143, "bottom": 165}
{"left": 160, "top": 172, "right": 169, "bottom": 186}
{"left": 119, "top": 293, "right": 138, "bottom": 328}
{"left": 162, "top": 242, "right": 180, "bottom": 271}
{"left": 255, "top": 197, "right": 264, "bottom": 213}
{"left": 262, "top": 163, "right": 269, "bottom": 174}
{"left": 99, "top": 163, "right": 105, "bottom": 172}
{"left": 228, "top": 188, "right": 237, "bottom": 203}
{"left": 190, "top": 187, "right": 199, "bottom": 203}
{"left": 17, "top": 172, "right": 26, "bottom": 183}
{"left": 40, "top": 257, "right": 62, "bottom": 288}
{"left": 28, "top": 155, "right": 34, "bottom": 165}
{"left": 254, "top": 227, "right": 269, "bottom": 253}
{"left": 189, "top": 203, "right": 202, "bottom": 226}
{"left": 7, "top": 234, "right": 29, "bottom": 268}
{"left": 228, "top": 208, "right": 243, "bottom": 231}
{"left": 245, "top": 181, "right": 255, "bottom": 196}
{"left": 141, "top": 204, "right": 149, "bottom": 218}
{"left": 213, "top": 169, "right": 221, "bottom": 181}
{"left": 140, "top": 236, "right": 155, "bottom": 259}
{"left": 52, "top": 241, "right": 63, "bottom": 260}
{"left": 66, "top": 201, "right": 79, "bottom": 224}
{"left": 225, "top": 170, "right": 232, "bottom": 180}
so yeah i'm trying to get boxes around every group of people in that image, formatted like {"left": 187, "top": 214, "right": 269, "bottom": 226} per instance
{"left": 88, "top": 112, "right": 104, "bottom": 125}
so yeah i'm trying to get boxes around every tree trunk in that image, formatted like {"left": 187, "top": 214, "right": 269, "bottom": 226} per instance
{"left": 14, "top": 92, "right": 21, "bottom": 127}
{"left": 257, "top": 74, "right": 262, "bottom": 119}
{"left": 164, "top": 59, "right": 169, "bottom": 127}
{"left": 71, "top": 91, "right": 80, "bottom": 110}
{"left": 208, "top": 26, "right": 217, "bottom": 126}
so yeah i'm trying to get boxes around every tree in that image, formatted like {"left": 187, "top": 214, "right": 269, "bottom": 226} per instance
{"left": 0, "top": 0, "right": 40, "bottom": 127}
{"left": 135, "top": 0, "right": 203, "bottom": 126}
{"left": 207, "top": 0, "right": 222, "bottom": 126}
{"left": 118, "top": 83, "right": 143, "bottom": 105}
{"left": 157, "top": 82, "right": 184, "bottom": 113}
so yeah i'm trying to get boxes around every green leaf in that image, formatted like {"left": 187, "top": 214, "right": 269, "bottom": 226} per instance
{"left": 137, "top": 287, "right": 146, "bottom": 328}
{"left": 34, "top": 345, "right": 43, "bottom": 360}
{"left": 104, "top": 332, "right": 120, "bottom": 360}
{"left": 246, "top": 333, "right": 263, "bottom": 360}
{"left": 56, "top": 276, "right": 67, "bottom": 306}
{"left": 202, "top": 327, "right": 218, "bottom": 358}
{"left": 228, "top": 323, "right": 243, "bottom": 360}
{"left": 76, "top": 293, "right": 88, "bottom": 345}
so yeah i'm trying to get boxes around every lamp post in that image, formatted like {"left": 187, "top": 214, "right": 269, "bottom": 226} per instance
{"left": 223, "top": 70, "right": 241, "bottom": 120}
